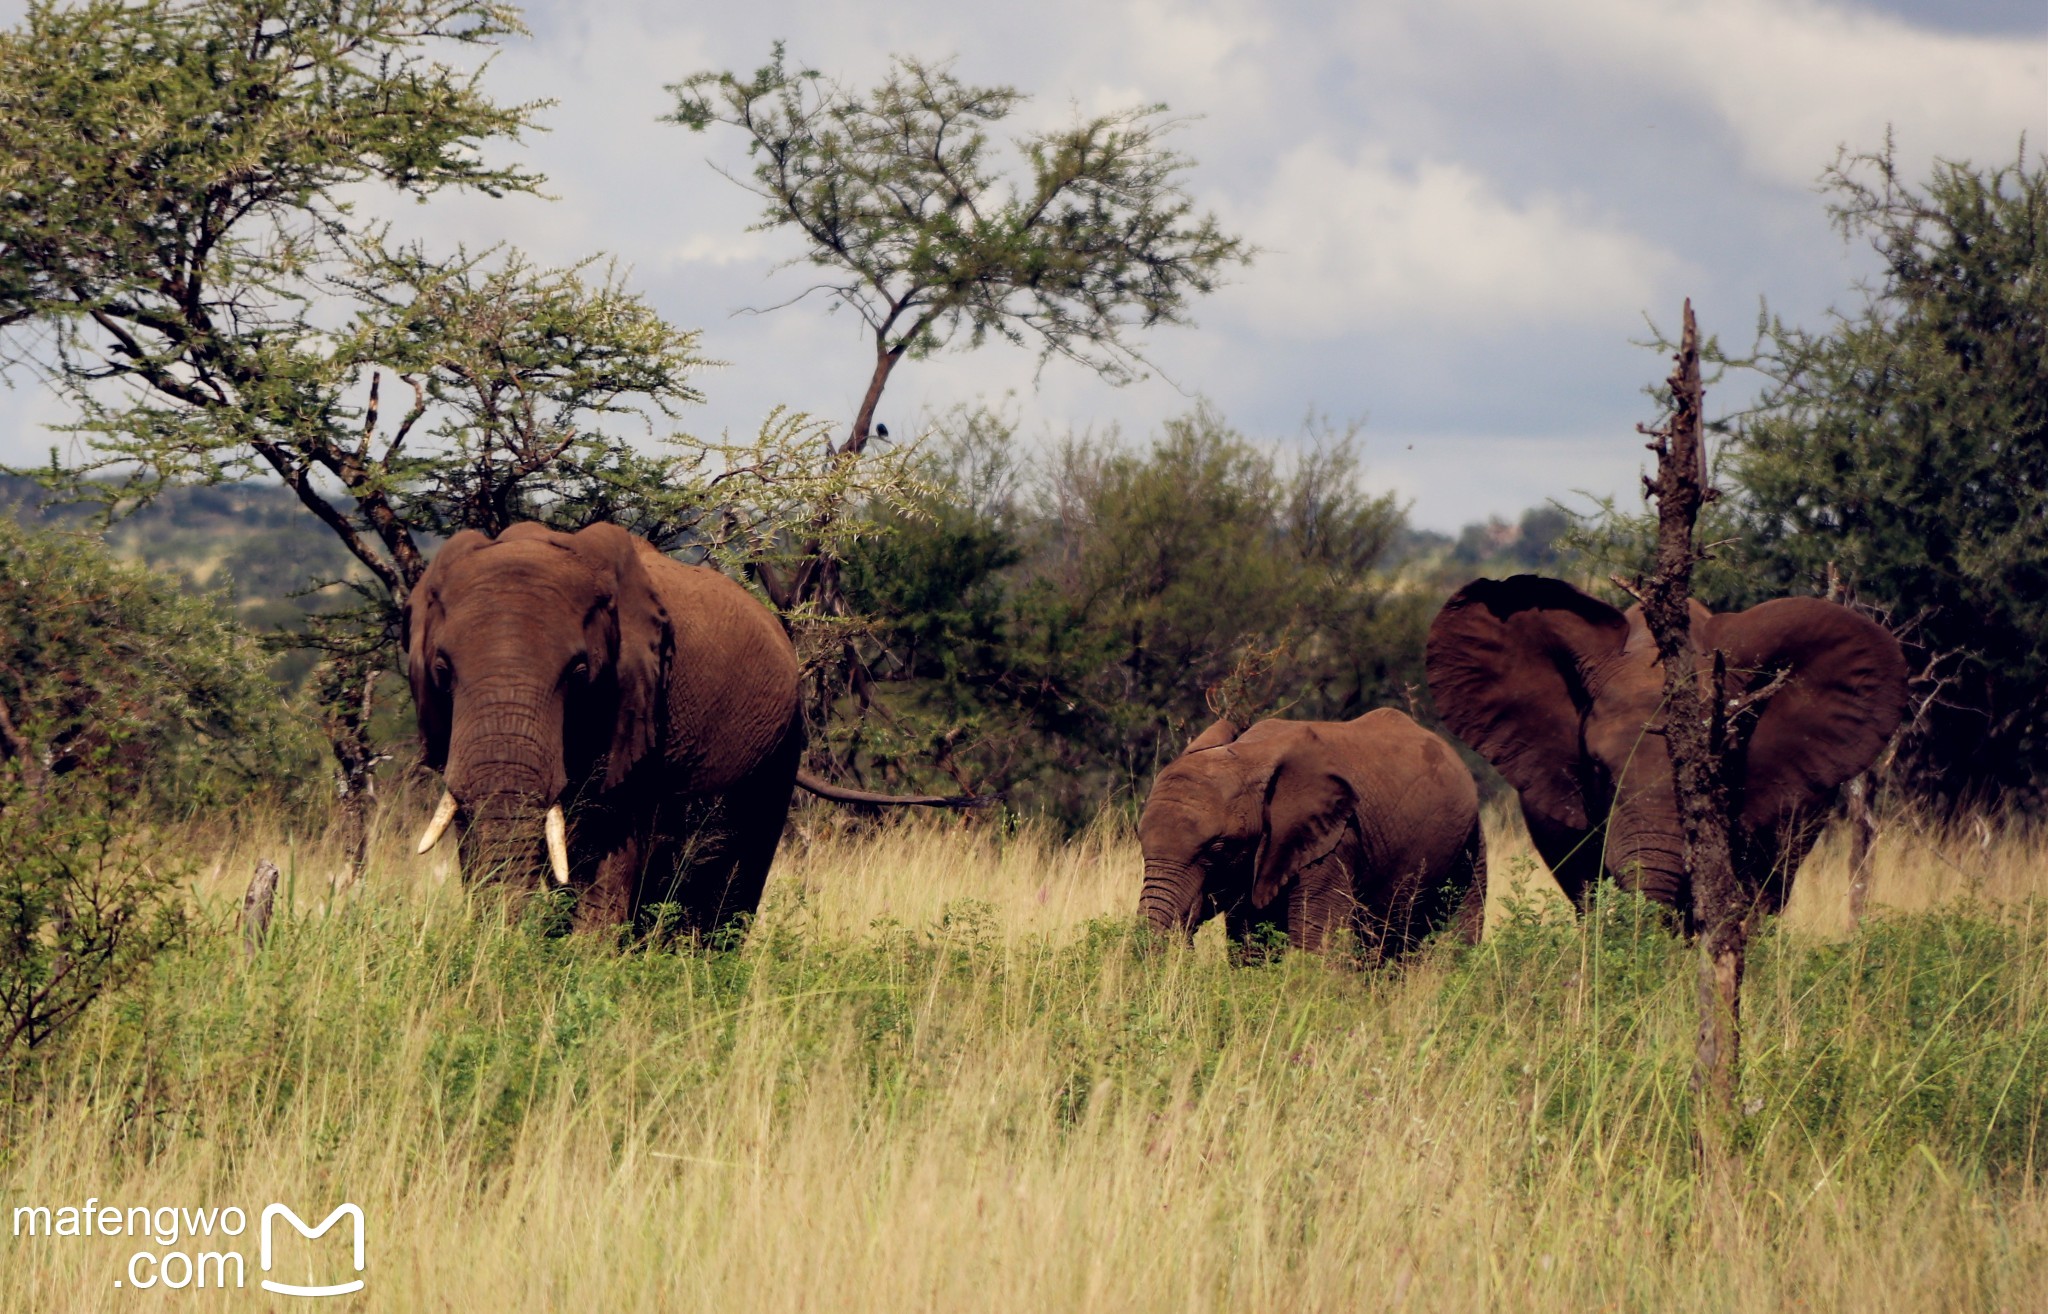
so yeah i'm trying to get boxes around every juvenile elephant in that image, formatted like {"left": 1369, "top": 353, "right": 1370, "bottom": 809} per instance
{"left": 1425, "top": 575, "right": 1907, "bottom": 920}
{"left": 405, "top": 521, "right": 969, "bottom": 934}
{"left": 1138, "top": 710, "right": 1487, "bottom": 957}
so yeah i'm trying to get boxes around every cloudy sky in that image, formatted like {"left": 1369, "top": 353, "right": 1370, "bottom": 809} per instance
{"left": 0, "top": 0, "right": 2040, "bottom": 530}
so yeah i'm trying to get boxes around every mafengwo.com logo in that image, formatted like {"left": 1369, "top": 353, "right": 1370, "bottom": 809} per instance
{"left": 9, "top": 1197, "right": 366, "bottom": 1296}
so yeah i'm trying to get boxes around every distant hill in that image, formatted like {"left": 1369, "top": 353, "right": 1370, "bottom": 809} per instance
{"left": 0, "top": 475, "right": 363, "bottom": 685}
{"left": 1389, "top": 505, "right": 1578, "bottom": 591}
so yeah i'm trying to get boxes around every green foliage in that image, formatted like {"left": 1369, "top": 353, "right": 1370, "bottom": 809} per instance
{"left": 15, "top": 862, "right": 2043, "bottom": 1196}
{"left": 1571, "top": 143, "right": 2048, "bottom": 805}
{"left": 0, "top": 474, "right": 360, "bottom": 688}
{"left": 667, "top": 44, "right": 1251, "bottom": 393}
{"left": 1723, "top": 142, "right": 2048, "bottom": 806}
{"left": 0, "top": 520, "right": 304, "bottom": 1060}
{"left": 0, "top": 516, "right": 317, "bottom": 807}
{"left": 841, "top": 403, "right": 1429, "bottom": 824}
{"left": 668, "top": 43, "right": 1254, "bottom": 739}
{"left": 1745, "top": 909, "right": 2048, "bottom": 1171}
{"left": 0, "top": 769, "right": 187, "bottom": 1061}
{"left": 1560, "top": 484, "right": 1759, "bottom": 611}
{"left": 0, "top": 1, "right": 917, "bottom": 623}
{"left": 1449, "top": 877, "right": 2047, "bottom": 1184}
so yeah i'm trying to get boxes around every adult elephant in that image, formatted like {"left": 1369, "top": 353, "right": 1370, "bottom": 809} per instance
{"left": 1425, "top": 575, "right": 1907, "bottom": 921}
{"left": 1137, "top": 710, "right": 1486, "bottom": 957}
{"left": 405, "top": 521, "right": 974, "bottom": 934}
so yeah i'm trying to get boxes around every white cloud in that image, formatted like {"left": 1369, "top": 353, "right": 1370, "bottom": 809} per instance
{"left": 0, "top": 0, "right": 2034, "bottom": 522}
{"left": 1461, "top": 0, "right": 2046, "bottom": 186}
{"left": 662, "top": 230, "right": 780, "bottom": 272}
{"left": 1368, "top": 429, "right": 1650, "bottom": 532}
{"left": 1228, "top": 143, "right": 1682, "bottom": 336}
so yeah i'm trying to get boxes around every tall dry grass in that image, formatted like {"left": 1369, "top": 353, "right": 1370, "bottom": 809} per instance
{"left": 2, "top": 799, "right": 2044, "bottom": 1311}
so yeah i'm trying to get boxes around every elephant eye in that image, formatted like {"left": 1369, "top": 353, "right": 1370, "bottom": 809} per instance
{"left": 567, "top": 656, "right": 591, "bottom": 682}
{"left": 431, "top": 652, "right": 452, "bottom": 686}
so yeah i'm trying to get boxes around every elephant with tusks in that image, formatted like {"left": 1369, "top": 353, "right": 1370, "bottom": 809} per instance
{"left": 405, "top": 521, "right": 978, "bottom": 935}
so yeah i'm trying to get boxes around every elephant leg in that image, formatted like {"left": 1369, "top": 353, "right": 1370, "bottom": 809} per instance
{"left": 571, "top": 833, "right": 644, "bottom": 933}
{"left": 658, "top": 730, "right": 801, "bottom": 941}
{"left": 1367, "top": 863, "right": 1435, "bottom": 962}
{"left": 684, "top": 778, "right": 795, "bottom": 939}
{"left": 1360, "top": 820, "right": 1486, "bottom": 960}
{"left": 1440, "top": 819, "right": 1488, "bottom": 947}
{"left": 1742, "top": 812, "right": 1821, "bottom": 918}
{"left": 1290, "top": 851, "right": 1363, "bottom": 957}
{"left": 1425, "top": 814, "right": 1490, "bottom": 945}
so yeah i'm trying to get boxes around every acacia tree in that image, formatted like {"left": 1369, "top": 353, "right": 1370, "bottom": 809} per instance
{"left": 666, "top": 46, "right": 1250, "bottom": 769}
{"left": 1569, "top": 142, "right": 2047, "bottom": 812}
{"left": 1723, "top": 141, "right": 2048, "bottom": 809}
{"left": 0, "top": 0, "right": 918, "bottom": 872}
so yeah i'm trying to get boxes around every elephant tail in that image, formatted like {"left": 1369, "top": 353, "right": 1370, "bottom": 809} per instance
{"left": 794, "top": 770, "right": 997, "bottom": 809}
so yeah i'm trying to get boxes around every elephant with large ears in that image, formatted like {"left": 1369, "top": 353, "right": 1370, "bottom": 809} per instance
{"left": 406, "top": 521, "right": 976, "bottom": 935}
{"left": 1138, "top": 709, "right": 1487, "bottom": 958}
{"left": 1425, "top": 575, "right": 1907, "bottom": 923}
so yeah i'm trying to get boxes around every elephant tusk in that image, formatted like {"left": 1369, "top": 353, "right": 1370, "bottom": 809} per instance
{"left": 544, "top": 805, "right": 570, "bottom": 884}
{"left": 416, "top": 791, "right": 458, "bottom": 855}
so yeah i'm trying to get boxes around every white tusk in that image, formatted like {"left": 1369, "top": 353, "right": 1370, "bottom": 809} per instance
{"left": 545, "top": 805, "right": 570, "bottom": 884}
{"left": 416, "top": 791, "right": 458, "bottom": 855}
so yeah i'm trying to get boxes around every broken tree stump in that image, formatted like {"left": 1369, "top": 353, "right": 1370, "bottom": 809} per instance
{"left": 242, "top": 858, "right": 280, "bottom": 959}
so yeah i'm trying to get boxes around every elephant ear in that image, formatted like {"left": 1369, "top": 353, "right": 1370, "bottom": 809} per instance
{"left": 1425, "top": 576, "right": 1630, "bottom": 830}
{"left": 1250, "top": 747, "right": 1359, "bottom": 910}
{"left": 404, "top": 530, "right": 492, "bottom": 771}
{"left": 1702, "top": 598, "right": 1907, "bottom": 829}
{"left": 569, "top": 523, "right": 672, "bottom": 790}
{"left": 1183, "top": 718, "right": 1241, "bottom": 755}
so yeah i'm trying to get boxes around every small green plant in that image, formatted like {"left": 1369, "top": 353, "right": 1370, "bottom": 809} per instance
{"left": 0, "top": 769, "right": 187, "bottom": 1062}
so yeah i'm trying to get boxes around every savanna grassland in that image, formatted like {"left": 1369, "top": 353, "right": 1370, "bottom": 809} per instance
{"left": 3, "top": 803, "right": 2044, "bottom": 1312}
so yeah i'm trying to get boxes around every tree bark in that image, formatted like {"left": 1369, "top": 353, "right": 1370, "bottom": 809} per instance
{"left": 1636, "top": 301, "right": 1749, "bottom": 1172}
{"left": 318, "top": 655, "right": 386, "bottom": 889}
{"left": 242, "top": 859, "right": 280, "bottom": 959}
{"left": 1845, "top": 774, "right": 1877, "bottom": 928}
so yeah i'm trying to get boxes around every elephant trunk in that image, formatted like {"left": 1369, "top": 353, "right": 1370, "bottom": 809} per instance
{"left": 443, "top": 683, "right": 572, "bottom": 887}
{"left": 1140, "top": 858, "right": 1203, "bottom": 937}
{"left": 1604, "top": 807, "right": 1688, "bottom": 908}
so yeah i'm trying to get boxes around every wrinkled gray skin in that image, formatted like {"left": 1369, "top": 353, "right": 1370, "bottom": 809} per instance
{"left": 1138, "top": 709, "right": 1487, "bottom": 958}
{"left": 1426, "top": 575, "right": 1908, "bottom": 921}
{"left": 406, "top": 522, "right": 804, "bottom": 935}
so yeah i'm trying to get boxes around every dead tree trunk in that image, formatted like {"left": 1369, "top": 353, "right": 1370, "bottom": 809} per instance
{"left": 1825, "top": 564, "right": 1880, "bottom": 928}
{"left": 1636, "top": 301, "right": 1753, "bottom": 1171}
{"left": 1844, "top": 776, "right": 1877, "bottom": 926}
{"left": 242, "top": 859, "right": 280, "bottom": 959}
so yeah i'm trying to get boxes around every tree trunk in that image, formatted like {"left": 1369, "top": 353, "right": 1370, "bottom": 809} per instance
{"left": 1636, "top": 301, "right": 1752, "bottom": 1173}
{"left": 242, "top": 859, "right": 280, "bottom": 958}
{"left": 318, "top": 654, "right": 386, "bottom": 889}
{"left": 776, "top": 339, "right": 913, "bottom": 779}
{"left": 1845, "top": 774, "right": 1877, "bottom": 928}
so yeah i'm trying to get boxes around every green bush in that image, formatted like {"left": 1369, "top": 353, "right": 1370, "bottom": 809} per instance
{"left": 0, "top": 518, "right": 320, "bottom": 812}
{"left": 841, "top": 403, "right": 1429, "bottom": 825}
{"left": 0, "top": 520, "right": 316, "bottom": 1064}
{"left": 1570, "top": 144, "right": 2048, "bottom": 809}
